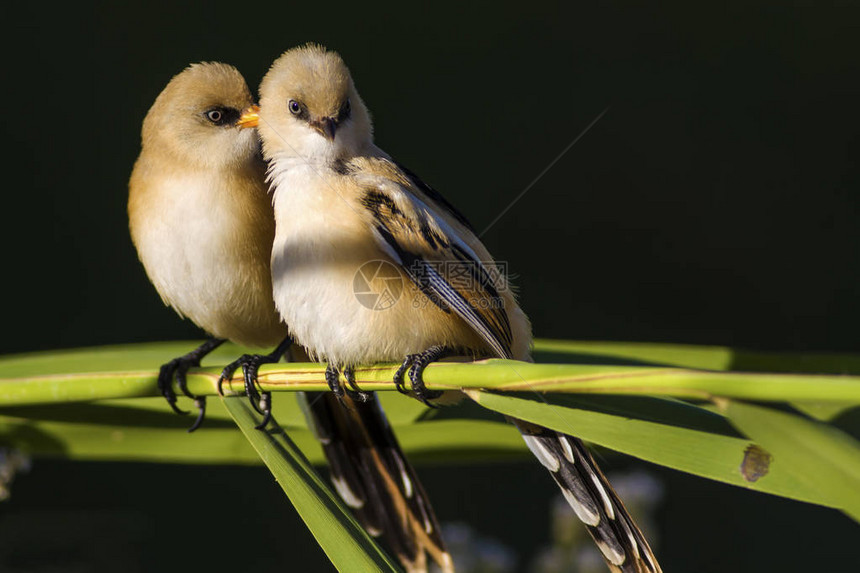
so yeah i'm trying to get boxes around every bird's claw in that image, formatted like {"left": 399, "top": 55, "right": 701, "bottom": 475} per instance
{"left": 188, "top": 397, "right": 207, "bottom": 433}
{"left": 409, "top": 366, "right": 443, "bottom": 408}
{"left": 325, "top": 364, "right": 345, "bottom": 399}
{"left": 326, "top": 365, "right": 371, "bottom": 403}
{"left": 343, "top": 367, "right": 371, "bottom": 402}
{"left": 393, "top": 354, "right": 418, "bottom": 395}
{"left": 255, "top": 393, "right": 273, "bottom": 430}
{"left": 157, "top": 338, "right": 225, "bottom": 432}
{"left": 217, "top": 336, "right": 292, "bottom": 431}
{"left": 158, "top": 357, "right": 197, "bottom": 417}
{"left": 398, "top": 346, "right": 450, "bottom": 408}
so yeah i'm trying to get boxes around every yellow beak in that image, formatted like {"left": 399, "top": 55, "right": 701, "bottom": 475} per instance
{"left": 237, "top": 105, "right": 260, "bottom": 128}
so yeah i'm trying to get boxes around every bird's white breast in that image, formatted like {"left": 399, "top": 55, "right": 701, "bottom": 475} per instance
{"left": 132, "top": 170, "right": 284, "bottom": 348}
{"left": 270, "top": 164, "right": 374, "bottom": 363}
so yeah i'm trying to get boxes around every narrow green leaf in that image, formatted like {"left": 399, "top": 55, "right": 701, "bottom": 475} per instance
{"left": 718, "top": 400, "right": 860, "bottom": 522}
{"left": 0, "top": 413, "right": 265, "bottom": 464}
{"left": 2, "top": 342, "right": 860, "bottom": 409}
{"left": 4, "top": 357, "right": 860, "bottom": 407}
{"left": 533, "top": 339, "right": 735, "bottom": 370}
{"left": 0, "top": 396, "right": 527, "bottom": 465}
{"left": 222, "top": 396, "right": 401, "bottom": 572}
{"left": 0, "top": 398, "right": 311, "bottom": 465}
{"left": 466, "top": 390, "right": 840, "bottom": 509}
{"left": 8, "top": 339, "right": 860, "bottom": 378}
{"left": 534, "top": 339, "right": 860, "bottom": 375}
{"left": 437, "top": 360, "right": 860, "bottom": 403}
{"left": 0, "top": 411, "right": 527, "bottom": 466}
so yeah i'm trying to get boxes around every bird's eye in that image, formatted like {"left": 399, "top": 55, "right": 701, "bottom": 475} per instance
{"left": 203, "top": 107, "right": 239, "bottom": 126}
{"left": 288, "top": 100, "right": 302, "bottom": 115}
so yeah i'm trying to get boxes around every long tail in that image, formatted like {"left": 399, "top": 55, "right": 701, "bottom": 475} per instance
{"left": 298, "top": 390, "right": 454, "bottom": 573}
{"left": 513, "top": 419, "right": 662, "bottom": 573}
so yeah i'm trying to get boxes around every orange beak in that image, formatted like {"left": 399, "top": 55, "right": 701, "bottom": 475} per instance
{"left": 237, "top": 105, "right": 260, "bottom": 129}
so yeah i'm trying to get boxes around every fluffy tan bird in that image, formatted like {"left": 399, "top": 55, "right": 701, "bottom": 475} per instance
{"left": 128, "top": 62, "right": 450, "bottom": 572}
{"left": 128, "top": 62, "right": 291, "bottom": 430}
{"left": 246, "top": 44, "right": 662, "bottom": 573}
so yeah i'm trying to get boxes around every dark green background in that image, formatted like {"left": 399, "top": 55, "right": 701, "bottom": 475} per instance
{"left": 1, "top": 2, "right": 858, "bottom": 571}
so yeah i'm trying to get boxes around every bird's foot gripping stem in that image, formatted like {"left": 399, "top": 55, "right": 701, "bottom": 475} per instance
{"left": 158, "top": 338, "right": 226, "bottom": 433}
{"left": 325, "top": 364, "right": 372, "bottom": 403}
{"left": 393, "top": 345, "right": 451, "bottom": 407}
{"left": 217, "top": 336, "right": 293, "bottom": 430}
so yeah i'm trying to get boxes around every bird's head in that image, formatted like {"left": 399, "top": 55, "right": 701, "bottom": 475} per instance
{"left": 142, "top": 62, "right": 260, "bottom": 170}
{"left": 242, "top": 44, "right": 372, "bottom": 162}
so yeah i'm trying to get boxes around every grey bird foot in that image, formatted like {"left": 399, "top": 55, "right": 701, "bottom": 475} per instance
{"left": 158, "top": 338, "right": 226, "bottom": 432}
{"left": 325, "top": 365, "right": 372, "bottom": 403}
{"left": 217, "top": 336, "right": 293, "bottom": 431}
{"left": 393, "top": 354, "right": 419, "bottom": 395}
{"left": 400, "top": 345, "right": 452, "bottom": 408}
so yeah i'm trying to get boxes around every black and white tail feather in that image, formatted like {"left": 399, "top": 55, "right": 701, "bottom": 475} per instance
{"left": 298, "top": 390, "right": 453, "bottom": 573}
{"left": 516, "top": 420, "right": 661, "bottom": 573}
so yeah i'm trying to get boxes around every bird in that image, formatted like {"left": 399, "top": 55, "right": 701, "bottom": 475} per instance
{"left": 128, "top": 62, "right": 451, "bottom": 572}
{"left": 245, "top": 43, "right": 662, "bottom": 573}
{"left": 128, "top": 62, "right": 293, "bottom": 431}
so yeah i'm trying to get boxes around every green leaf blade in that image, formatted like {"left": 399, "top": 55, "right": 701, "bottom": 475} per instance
{"left": 719, "top": 400, "right": 860, "bottom": 522}
{"left": 221, "top": 396, "right": 401, "bottom": 573}
{"left": 466, "top": 390, "right": 840, "bottom": 509}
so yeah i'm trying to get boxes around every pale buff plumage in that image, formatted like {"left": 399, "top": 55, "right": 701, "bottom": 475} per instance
{"left": 252, "top": 44, "right": 662, "bottom": 573}
{"left": 129, "top": 62, "right": 285, "bottom": 348}
{"left": 256, "top": 45, "right": 530, "bottom": 366}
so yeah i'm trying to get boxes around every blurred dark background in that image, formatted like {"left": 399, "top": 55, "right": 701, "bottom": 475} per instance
{"left": 1, "top": 1, "right": 858, "bottom": 571}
